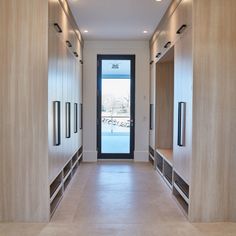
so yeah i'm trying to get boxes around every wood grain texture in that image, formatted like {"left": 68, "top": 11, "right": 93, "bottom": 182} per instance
{"left": 155, "top": 60, "right": 174, "bottom": 150}
{"left": 190, "top": 0, "right": 236, "bottom": 222}
{"left": 150, "top": 0, "right": 182, "bottom": 47}
{"left": 173, "top": 28, "right": 193, "bottom": 185}
{"left": 48, "top": 0, "right": 82, "bottom": 183}
{"left": 149, "top": 63, "right": 156, "bottom": 149}
{"left": 156, "top": 148, "right": 173, "bottom": 165}
{"left": 151, "top": 0, "right": 192, "bottom": 61}
{"left": 0, "top": 0, "right": 49, "bottom": 221}
{"left": 58, "top": 0, "right": 83, "bottom": 46}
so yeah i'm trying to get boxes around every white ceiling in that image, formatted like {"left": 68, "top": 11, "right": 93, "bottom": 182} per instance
{"left": 68, "top": 0, "right": 171, "bottom": 40}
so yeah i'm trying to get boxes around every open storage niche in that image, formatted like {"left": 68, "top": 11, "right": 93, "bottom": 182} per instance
{"left": 72, "top": 152, "right": 78, "bottom": 166}
{"left": 173, "top": 171, "right": 189, "bottom": 214}
{"left": 50, "top": 187, "right": 63, "bottom": 216}
{"left": 78, "top": 146, "right": 83, "bottom": 162}
{"left": 50, "top": 146, "right": 83, "bottom": 217}
{"left": 50, "top": 172, "right": 63, "bottom": 198}
{"left": 155, "top": 47, "right": 174, "bottom": 187}
{"left": 149, "top": 146, "right": 155, "bottom": 166}
{"left": 63, "top": 160, "right": 72, "bottom": 178}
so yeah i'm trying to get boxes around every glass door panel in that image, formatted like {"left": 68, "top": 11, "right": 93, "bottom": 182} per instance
{"left": 97, "top": 55, "right": 135, "bottom": 159}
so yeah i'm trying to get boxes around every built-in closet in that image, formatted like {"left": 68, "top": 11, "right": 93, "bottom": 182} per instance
{"left": 149, "top": 0, "right": 236, "bottom": 222}
{"left": 0, "top": 0, "right": 83, "bottom": 222}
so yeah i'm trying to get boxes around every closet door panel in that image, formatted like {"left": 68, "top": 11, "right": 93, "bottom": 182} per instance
{"left": 170, "top": 0, "right": 192, "bottom": 45}
{"left": 173, "top": 29, "right": 193, "bottom": 184}
{"left": 149, "top": 62, "right": 156, "bottom": 149}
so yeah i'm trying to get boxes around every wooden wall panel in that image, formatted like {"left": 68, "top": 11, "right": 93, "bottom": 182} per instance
{"left": 155, "top": 62, "right": 174, "bottom": 149}
{"left": 0, "top": 0, "right": 49, "bottom": 221}
{"left": 190, "top": 0, "right": 236, "bottom": 222}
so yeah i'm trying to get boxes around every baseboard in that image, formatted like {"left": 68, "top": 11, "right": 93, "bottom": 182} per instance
{"left": 83, "top": 150, "right": 97, "bottom": 162}
{"left": 134, "top": 150, "right": 149, "bottom": 162}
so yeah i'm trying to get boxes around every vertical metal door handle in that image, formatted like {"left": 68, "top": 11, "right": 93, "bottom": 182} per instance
{"left": 53, "top": 101, "right": 61, "bottom": 146}
{"left": 178, "top": 102, "right": 186, "bottom": 146}
{"left": 74, "top": 103, "right": 78, "bottom": 133}
{"left": 80, "top": 103, "right": 83, "bottom": 130}
{"left": 66, "top": 102, "right": 71, "bottom": 138}
{"left": 150, "top": 104, "right": 153, "bottom": 130}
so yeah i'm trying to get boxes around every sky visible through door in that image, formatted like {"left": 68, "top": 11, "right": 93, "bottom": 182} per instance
{"left": 101, "top": 60, "right": 131, "bottom": 153}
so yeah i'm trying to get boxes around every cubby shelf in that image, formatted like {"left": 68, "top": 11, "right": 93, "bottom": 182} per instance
{"left": 155, "top": 149, "right": 174, "bottom": 189}
{"left": 49, "top": 146, "right": 83, "bottom": 217}
{"left": 156, "top": 148, "right": 173, "bottom": 166}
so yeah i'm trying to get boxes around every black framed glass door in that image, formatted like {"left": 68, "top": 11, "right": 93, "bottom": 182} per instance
{"left": 97, "top": 55, "right": 135, "bottom": 159}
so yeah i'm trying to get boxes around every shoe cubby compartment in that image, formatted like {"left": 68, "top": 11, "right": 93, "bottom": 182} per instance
{"left": 50, "top": 172, "right": 63, "bottom": 198}
{"left": 156, "top": 151, "right": 163, "bottom": 174}
{"left": 50, "top": 186, "right": 63, "bottom": 216}
{"left": 63, "top": 161, "right": 72, "bottom": 179}
{"left": 71, "top": 162, "right": 79, "bottom": 176}
{"left": 149, "top": 146, "right": 155, "bottom": 165}
{"left": 72, "top": 152, "right": 78, "bottom": 166}
{"left": 49, "top": 146, "right": 83, "bottom": 217}
{"left": 173, "top": 171, "right": 189, "bottom": 198}
{"left": 163, "top": 160, "right": 173, "bottom": 186}
{"left": 173, "top": 171, "right": 189, "bottom": 214}
{"left": 173, "top": 183, "right": 189, "bottom": 214}
{"left": 156, "top": 148, "right": 173, "bottom": 189}
{"left": 78, "top": 146, "right": 83, "bottom": 161}
{"left": 63, "top": 172, "right": 72, "bottom": 191}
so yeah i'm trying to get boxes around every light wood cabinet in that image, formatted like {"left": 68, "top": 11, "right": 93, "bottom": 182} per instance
{"left": 48, "top": 0, "right": 83, "bottom": 217}
{"left": 152, "top": 0, "right": 192, "bottom": 61}
{"left": 173, "top": 28, "right": 192, "bottom": 184}
{"left": 150, "top": 0, "right": 236, "bottom": 222}
{"left": 0, "top": 0, "right": 83, "bottom": 222}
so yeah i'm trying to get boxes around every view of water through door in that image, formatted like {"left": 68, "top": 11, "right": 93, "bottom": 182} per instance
{"left": 97, "top": 55, "right": 135, "bottom": 159}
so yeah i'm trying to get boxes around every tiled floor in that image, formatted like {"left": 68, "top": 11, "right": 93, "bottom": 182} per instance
{"left": 0, "top": 162, "right": 236, "bottom": 235}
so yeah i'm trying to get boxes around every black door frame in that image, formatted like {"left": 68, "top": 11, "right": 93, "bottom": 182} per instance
{"left": 97, "top": 54, "right": 135, "bottom": 159}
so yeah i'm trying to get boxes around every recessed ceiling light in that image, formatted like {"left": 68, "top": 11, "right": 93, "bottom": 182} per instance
{"left": 143, "top": 30, "right": 148, "bottom": 34}
{"left": 84, "top": 30, "right": 88, "bottom": 33}
{"left": 155, "top": 0, "right": 162, "bottom": 2}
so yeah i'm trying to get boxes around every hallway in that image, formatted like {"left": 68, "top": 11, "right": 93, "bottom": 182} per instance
{"left": 1, "top": 162, "right": 236, "bottom": 235}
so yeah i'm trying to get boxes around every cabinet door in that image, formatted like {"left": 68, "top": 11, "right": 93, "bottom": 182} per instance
{"left": 169, "top": 0, "right": 192, "bottom": 46}
{"left": 48, "top": 5, "right": 64, "bottom": 182}
{"left": 173, "top": 29, "right": 193, "bottom": 184}
{"left": 149, "top": 62, "right": 156, "bottom": 149}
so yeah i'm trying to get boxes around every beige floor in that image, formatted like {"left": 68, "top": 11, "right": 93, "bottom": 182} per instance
{"left": 0, "top": 162, "right": 236, "bottom": 236}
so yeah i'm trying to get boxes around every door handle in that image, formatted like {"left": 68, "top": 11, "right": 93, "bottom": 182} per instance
{"left": 66, "top": 40, "right": 72, "bottom": 48}
{"left": 74, "top": 103, "right": 78, "bottom": 133}
{"left": 177, "top": 102, "right": 186, "bottom": 146}
{"left": 53, "top": 23, "right": 62, "bottom": 33}
{"left": 164, "top": 41, "right": 171, "bottom": 49}
{"left": 150, "top": 104, "right": 153, "bottom": 130}
{"left": 53, "top": 101, "right": 61, "bottom": 146}
{"left": 130, "top": 119, "right": 134, "bottom": 127}
{"left": 156, "top": 52, "right": 162, "bottom": 58}
{"left": 66, "top": 102, "right": 71, "bottom": 138}
{"left": 73, "top": 52, "right": 79, "bottom": 58}
{"left": 176, "top": 24, "right": 187, "bottom": 34}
